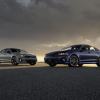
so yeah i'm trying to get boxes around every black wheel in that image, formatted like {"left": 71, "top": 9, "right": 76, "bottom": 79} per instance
{"left": 97, "top": 57, "right": 100, "bottom": 67}
{"left": 48, "top": 62, "right": 56, "bottom": 67}
{"left": 68, "top": 55, "right": 79, "bottom": 67}
{"left": 11, "top": 56, "right": 18, "bottom": 66}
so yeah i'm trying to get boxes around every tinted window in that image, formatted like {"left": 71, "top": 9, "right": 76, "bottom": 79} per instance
{"left": 72, "top": 45, "right": 81, "bottom": 51}
{"left": 11, "top": 49, "right": 20, "bottom": 53}
{"left": 81, "top": 46, "right": 89, "bottom": 51}
{"left": 6, "top": 50, "right": 11, "bottom": 54}
{"left": 4, "top": 49, "right": 11, "bottom": 54}
{"left": 94, "top": 47, "right": 99, "bottom": 51}
{"left": 61, "top": 47, "right": 72, "bottom": 51}
{"left": 90, "top": 46, "right": 99, "bottom": 51}
{"left": 0, "top": 50, "right": 5, "bottom": 53}
{"left": 90, "top": 47, "right": 95, "bottom": 51}
{"left": 62, "top": 45, "right": 81, "bottom": 51}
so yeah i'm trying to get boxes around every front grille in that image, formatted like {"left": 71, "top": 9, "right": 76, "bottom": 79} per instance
{"left": 24, "top": 56, "right": 35, "bottom": 58}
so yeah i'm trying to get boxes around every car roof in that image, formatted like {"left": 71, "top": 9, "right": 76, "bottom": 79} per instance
{"left": 71, "top": 44, "right": 90, "bottom": 47}
{"left": 4, "top": 48, "right": 21, "bottom": 51}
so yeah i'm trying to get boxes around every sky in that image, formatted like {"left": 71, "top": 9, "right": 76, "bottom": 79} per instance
{"left": 0, "top": 0, "right": 100, "bottom": 61}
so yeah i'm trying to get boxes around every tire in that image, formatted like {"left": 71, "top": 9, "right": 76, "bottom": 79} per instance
{"left": 68, "top": 55, "right": 79, "bottom": 67}
{"left": 97, "top": 57, "right": 100, "bottom": 67}
{"left": 48, "top": 62, "right": 56, "bottom": 67}
{"left": 11, "top": 56, "right": 18, "bottom": 66}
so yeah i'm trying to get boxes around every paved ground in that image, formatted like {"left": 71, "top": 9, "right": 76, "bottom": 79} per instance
{"left": 0, "top": 63, "right": 100, "bottom": 100}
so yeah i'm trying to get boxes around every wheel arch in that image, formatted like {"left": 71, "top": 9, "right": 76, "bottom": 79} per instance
{"left": 11, "top": 55, "right": 19, "bottom": 63}
{"left": 68, "top": 53, "right": 80, "bottom": 62}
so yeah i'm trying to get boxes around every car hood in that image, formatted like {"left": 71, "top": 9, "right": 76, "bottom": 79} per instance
{"left": 21, "top": 54, "right": 36, "bottom": 57}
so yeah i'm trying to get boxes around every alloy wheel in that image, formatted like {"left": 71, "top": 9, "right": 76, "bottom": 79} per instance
{"left": 69, "top": 55, "right": 79, "bottom": 67}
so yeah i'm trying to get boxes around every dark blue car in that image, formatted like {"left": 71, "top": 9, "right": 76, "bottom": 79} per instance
{"left": 44, "top": 44, "right": 100, "bottom": 67}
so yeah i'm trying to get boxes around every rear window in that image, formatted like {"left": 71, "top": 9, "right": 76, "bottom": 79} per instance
{"left": 11, "top": 49, "right": 20, "bottom": 53}
{"left": 72, "top": 45, "right": 81, "bottom": 51}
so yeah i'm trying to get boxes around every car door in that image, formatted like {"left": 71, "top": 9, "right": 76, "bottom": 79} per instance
{"left": 4, "top": 49, "right": 12, "bottom": 61}
{"left": 79, "top": 46, "right": 96, "bottom": 62}
{"left": 0, "top": 49, "right": 11, "bottom": 62}
{"left": 0, "top": 50, "right": 7, "bottom": 62}
{"left": 89, "top": 47, "right": 98, "bottom": 62}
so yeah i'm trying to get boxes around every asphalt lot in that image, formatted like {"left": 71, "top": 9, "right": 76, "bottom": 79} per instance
{"left": 0, "top": 63, "right": 100, "bottom": 100}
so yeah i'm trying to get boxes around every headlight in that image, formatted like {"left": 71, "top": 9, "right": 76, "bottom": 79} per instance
{"left": 21, "top": 55, "right": 24, "bottom": 57}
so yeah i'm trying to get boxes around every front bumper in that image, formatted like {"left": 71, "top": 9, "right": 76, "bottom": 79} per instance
{"left": 19, "top": 57, "right": 37, "bottom": 63}
{"left": 44, "top": 56, "right": 68, "bottom": 64}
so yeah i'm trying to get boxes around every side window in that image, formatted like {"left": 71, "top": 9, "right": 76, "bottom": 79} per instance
{"left": 72, "top": 47, "right": 77, "bottom": 50}
{"left": 90, "top": 47, "right": 95, "bottom": 51}
{"left": 62, "top": 47, "right": 72, "bottom": 51}
{"left": 81, "top": 46, "right": 89, "bottom": 52}
{"left": 0, "top": 50, "right": 5, "bottom": 54}
{"left": 11, "top": 49, "right": 21, "bottom": 53}
{"left": 5, "top": 49, "right": 11, "bottom": 54}
{"left": 72, "top": 46, "right": 81, "bottom": 51}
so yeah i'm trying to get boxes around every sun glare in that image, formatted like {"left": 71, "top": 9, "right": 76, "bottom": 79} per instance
{"left": 37, "top": 56, "right": 44, "bottom": 62}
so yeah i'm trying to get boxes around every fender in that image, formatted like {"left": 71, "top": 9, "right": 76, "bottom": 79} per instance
{"left": 67, "top": 52, "right": 80, "bottom": 62}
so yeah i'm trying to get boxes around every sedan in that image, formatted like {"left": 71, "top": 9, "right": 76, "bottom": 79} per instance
{"left": 44, "top": 44, "right": 100, "bottom": 67}
{"left": 0, "top": 48, "right": 37, "bottom": 65}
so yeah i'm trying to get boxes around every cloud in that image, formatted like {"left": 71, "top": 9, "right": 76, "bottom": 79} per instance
{"left": 16, "top": 0, "right": 31, "bottom": 7}
{"left": 42, "top": 41, "right": 72, "bottom": 48}
{"left": 0, "top": 0, "right": 100, "bottom": 55}
{"left": 41, "top": 36, "right": 100, "bottom": 51}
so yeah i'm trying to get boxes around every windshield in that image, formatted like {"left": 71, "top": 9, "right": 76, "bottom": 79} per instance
{"left": 61, "top": 45, "right": 81, "bottom": 51}
{"left": 11, "top": 49, "right": 28, "bottom": 54}
{"left": 11, "top": 49, "right": 20, "bottom": 53}
{"left": 20, "top": 50, "right": 28, "bottom": 54}
{"left": 61, "top": 46, "right": 72, "bottom": 51}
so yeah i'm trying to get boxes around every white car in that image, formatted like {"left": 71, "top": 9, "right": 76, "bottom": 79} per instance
{"left": 0, "top": 48, "right": 37, "bottom": 65}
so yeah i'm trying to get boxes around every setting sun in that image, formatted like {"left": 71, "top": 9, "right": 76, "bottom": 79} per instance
{"left": 37, "top": 56, "right": 44, "bottom": 62}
